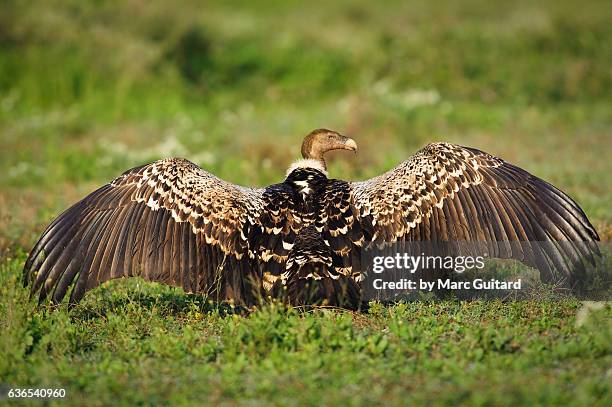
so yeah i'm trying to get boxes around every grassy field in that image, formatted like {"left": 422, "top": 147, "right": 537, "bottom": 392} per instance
{"left": 1, "top": 0, "right": 611, "bottom": 405}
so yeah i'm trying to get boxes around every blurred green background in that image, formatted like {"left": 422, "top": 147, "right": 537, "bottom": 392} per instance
{"left": 1, "top": 0, "right": 611, "bottom": 251}
{"left": 1, "top": 2, "right": 611, "bottom": 405}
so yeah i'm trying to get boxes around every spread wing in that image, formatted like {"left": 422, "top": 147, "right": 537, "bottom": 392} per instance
{"left": 350, "top": 143, "right": 600, "bottom": 282}
{"left": 23, "top": 158, "right": 265, "bottom": 305}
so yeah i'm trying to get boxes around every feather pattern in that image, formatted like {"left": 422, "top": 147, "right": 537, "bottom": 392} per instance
{"left": 25, "top": 158, "right": 266, "bottom": 305}
{"left": 23, "top": 140, "right": 600, "bottom": 308}
{"left": 351, "top": 143, "right": 599, "bottom": 283}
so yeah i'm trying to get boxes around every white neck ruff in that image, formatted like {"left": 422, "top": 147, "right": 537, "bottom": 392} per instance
{"left": 285, "top": 159, "right": 327, "bottom": 177}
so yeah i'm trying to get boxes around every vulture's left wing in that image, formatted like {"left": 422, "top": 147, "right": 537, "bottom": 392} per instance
{"left": 350, "top": 143, "right": 600, "bottom": 283}
{"left": 24, "top": 158, "right": 265, "bottom": 305}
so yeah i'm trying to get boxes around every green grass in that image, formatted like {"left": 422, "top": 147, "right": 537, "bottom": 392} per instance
{"left": 0, "top": 0, "right": 611, "bottom": 405}
{"left": 1, "top": 256, "right": 611, "bottom": 406}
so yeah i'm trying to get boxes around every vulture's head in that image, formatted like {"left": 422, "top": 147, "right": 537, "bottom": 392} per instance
{"left": 301, "top": 129, "right": 357, "bottom": 168}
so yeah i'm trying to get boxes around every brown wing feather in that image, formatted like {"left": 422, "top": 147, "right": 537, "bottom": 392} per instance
{"left": 351, "top": 143, "right": 599, "bottom": 282}
{"left": 24, "top": 158, "right": 265, "bottom": 305}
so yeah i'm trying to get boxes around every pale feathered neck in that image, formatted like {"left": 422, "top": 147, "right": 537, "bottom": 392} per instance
{"left": 285, "top": 159, "right": 328, "bottom": 177}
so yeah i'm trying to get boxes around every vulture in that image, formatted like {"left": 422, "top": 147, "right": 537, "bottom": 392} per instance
{"left": 23, "top": 129, "right": 600, "bottom": 309}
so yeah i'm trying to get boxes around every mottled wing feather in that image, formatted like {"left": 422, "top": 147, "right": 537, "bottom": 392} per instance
{"left": 24, "top": 158, "right": 265, "bottom": 305}
{"left": 248, "top": 183, "right": 303, "bottom": 291}
{"left": 316, "top": 180, "right": 368, "bottom": 281}
{"left": 351, "top": 143, "right": 600, "bottom": 282}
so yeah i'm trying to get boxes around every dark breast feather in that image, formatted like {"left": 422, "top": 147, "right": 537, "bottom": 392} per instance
{"left": 254, "top": 167, "right": 329, "bottom": 291}
{"left": 282, "top": 225, "right": 361, "bottom": 308}
{"left": 23, "top": 158, "right": 265, "bottom": 305}
{"left": 349, "top": 142, "right": 600, "bottom": 284}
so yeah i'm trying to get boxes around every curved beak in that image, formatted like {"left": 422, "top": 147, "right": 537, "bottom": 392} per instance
{"left": 343, "top": 137, "right": 358, "bottom": 154}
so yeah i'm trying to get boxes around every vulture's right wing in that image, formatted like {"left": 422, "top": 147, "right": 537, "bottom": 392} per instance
{"left": 24, "top": 158, "right": 265, "bottom": 305}
{"left": 350, "top": 143, "right": 600, "bottom": 283}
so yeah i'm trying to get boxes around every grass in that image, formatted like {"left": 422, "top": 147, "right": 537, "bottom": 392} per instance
{"left": 0, "top": 0, "right": 611, "bottom": 405}
{"left": 1, "top": 266, "right": 610, "bottom": 406}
